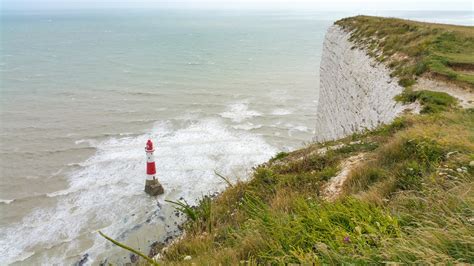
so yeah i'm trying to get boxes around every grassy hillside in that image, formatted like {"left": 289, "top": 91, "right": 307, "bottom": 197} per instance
{"left": 336, "top": 16, "right": 474, "bottom": 89}
{"left": 103, "top": 17, "right": 474, "bottom": 264}
{"left": 159, "top": 100, "right": 473, "bottom": 264}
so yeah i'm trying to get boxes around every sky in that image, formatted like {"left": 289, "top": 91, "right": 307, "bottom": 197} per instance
{"left": 1, "top": 0, "right": 473, "bottom": 11}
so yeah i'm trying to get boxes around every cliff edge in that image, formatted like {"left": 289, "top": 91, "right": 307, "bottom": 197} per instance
{"left": 315, "top": 25, "right": 405, "bottom": 142}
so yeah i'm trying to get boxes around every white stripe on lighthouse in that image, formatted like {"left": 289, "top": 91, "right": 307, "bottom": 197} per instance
{"left": 146, "top": 152, "right": 154, "bottom": 163}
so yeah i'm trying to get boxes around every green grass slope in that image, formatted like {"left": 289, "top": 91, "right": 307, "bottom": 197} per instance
{"left": 336, "top": 16, "right": 474, "bottom": 89}
{"left": 161, "top": 105, "right": 473, "bottom": 264}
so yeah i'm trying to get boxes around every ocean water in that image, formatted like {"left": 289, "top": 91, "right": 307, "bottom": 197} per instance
{"left": 0, "top": 9, "right": 472, "bottom": 265}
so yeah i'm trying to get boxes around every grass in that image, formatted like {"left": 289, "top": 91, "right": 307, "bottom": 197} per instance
{"left": 395, "top": 89, "right": 458, "bottom": 113}
{"left": 157, "top": 107, "right": 474, "bottom": 264}
{"left": 336, "top": 16, "right": 474, "bottom": 89}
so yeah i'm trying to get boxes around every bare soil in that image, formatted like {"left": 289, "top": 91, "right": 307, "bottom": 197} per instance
{"left": 414, "top": 77, "right": 474, "bottom": 108}
{"left": 322, "top": 153, "right": 366, "bottom": 201}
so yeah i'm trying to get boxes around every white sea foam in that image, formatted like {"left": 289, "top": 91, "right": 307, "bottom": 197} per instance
{"left": 46, "top": 189, "right": 71, "bottom": 198}
{"left": 232, "top": 122, "right": 262, "bottom": 131}
{"left": 0, "top": 118, "right": 277, "bottom": 264}
{"left": 294, "top": 126, "right": 309, "bottom": 132}
{"left": 0, "top": 199, "right": 14, "bottom": 204}
{"left": 288, "top": 125, "right": 310, "bottom": 137}
{"left": 271, "top": 108, "right": 292, "bottom": 116}
{"left": 220, "top": 103, "right": 262, "bottom": 123}
{"left": 75, "top": 139, "right": 98, "bottom": 146}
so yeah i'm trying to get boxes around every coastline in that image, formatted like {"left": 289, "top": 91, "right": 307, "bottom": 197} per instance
{"left": 144, "top": 15, "right": 474, "bottom": 264}
{"left": 2, "top": 11, "right": 473, "bottom": 265}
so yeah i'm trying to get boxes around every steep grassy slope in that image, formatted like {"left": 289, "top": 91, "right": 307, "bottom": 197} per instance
{"left": 336, "top": 16, "right": 474, "bottom": 89}
{"left": 160, "top": 103, "right": 473, "bottom": 264}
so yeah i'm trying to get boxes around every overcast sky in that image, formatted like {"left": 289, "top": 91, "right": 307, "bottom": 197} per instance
{"left": 2, "top": 0, "right": 473, "bottom": 11}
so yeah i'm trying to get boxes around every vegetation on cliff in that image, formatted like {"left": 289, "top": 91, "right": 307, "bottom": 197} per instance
{"left": 159, "top": 104, "right": 473, "bottom": 264}
{"left": 336, "top": 16, "right": 474, "bottom": 89}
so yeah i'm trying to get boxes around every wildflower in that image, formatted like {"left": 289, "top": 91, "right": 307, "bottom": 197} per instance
{"left": 343, "top": 236, "right": 351, "bottom": 244}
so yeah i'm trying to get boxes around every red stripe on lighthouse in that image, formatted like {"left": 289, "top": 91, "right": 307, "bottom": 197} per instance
{"left": 147, "top": 161, "right": 156, "bottom": 175}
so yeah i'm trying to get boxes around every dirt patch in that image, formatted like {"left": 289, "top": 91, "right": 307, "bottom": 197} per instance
{"left": 391, "top": 52, "right": 409, "bottom": 61}
{"left": 403, "top": 100, "right": 422, "bottom": 114}
{"left": 322, "top": 153, "right": 366, "bottom": 201}
{"left": 413, "top": 77, "right": 474, "bottom": 108}
{"left": 449, "top": 63, "right": 474, "bottom": 76}
{"left": 449, "top": 62, "right": 474, "bottom": 72}
{"left": 456, "top": 69, "right": 474, "bottom": 76}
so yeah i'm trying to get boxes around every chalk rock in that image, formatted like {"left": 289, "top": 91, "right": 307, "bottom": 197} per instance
{"left": 315, "top": 25, "right": 405, "bottom": 142}
{"left": 145, "top": 179, "right": 164, "bottom": 196}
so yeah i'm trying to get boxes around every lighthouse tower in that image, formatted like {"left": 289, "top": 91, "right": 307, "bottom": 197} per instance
{"left": 144, "top": 139, "right": 164, "bottom": 196}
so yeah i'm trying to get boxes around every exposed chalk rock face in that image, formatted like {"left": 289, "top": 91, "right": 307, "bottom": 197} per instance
{"left": 314, "top": 25, "right": 405, "bottom": 142}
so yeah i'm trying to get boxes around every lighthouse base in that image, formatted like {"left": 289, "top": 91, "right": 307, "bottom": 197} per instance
{"left": 145, "top": 179, "right": 164, "bottom": 196}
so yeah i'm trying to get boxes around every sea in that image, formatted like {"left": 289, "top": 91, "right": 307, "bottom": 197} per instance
{"left": 0, "top": 9, "right": 472, "bottom": 265}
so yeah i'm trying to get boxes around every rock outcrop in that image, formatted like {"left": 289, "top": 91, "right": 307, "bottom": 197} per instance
{"left": 314, "top": 25, "right": 405, "bottom": 142}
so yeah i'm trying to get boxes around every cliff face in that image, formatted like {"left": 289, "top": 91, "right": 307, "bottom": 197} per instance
{"left": 314, "top": 25, "right": 405, "bottom": 142}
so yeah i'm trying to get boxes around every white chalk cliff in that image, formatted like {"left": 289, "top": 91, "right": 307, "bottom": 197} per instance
{"left": 314, "top": 25, "right": 405, "bottom": 142}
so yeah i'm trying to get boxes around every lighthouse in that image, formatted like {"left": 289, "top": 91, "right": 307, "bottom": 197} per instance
{"left": 144, "top": 139, "right": 164, "bottom": 196}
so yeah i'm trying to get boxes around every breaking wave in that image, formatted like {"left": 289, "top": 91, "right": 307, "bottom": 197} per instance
{"left": 0, "top": 118, "right": 277, "bottom": 264}
{"left": 220, "top": 103, "right": 262, "bottom": 123}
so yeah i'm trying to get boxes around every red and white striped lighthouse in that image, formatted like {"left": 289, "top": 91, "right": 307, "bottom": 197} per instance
{"left": 145, "top": 139, "right": 156, "bottom": 180}
{"left": 144, "top": 139, "right": 164, "bottom": 196}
